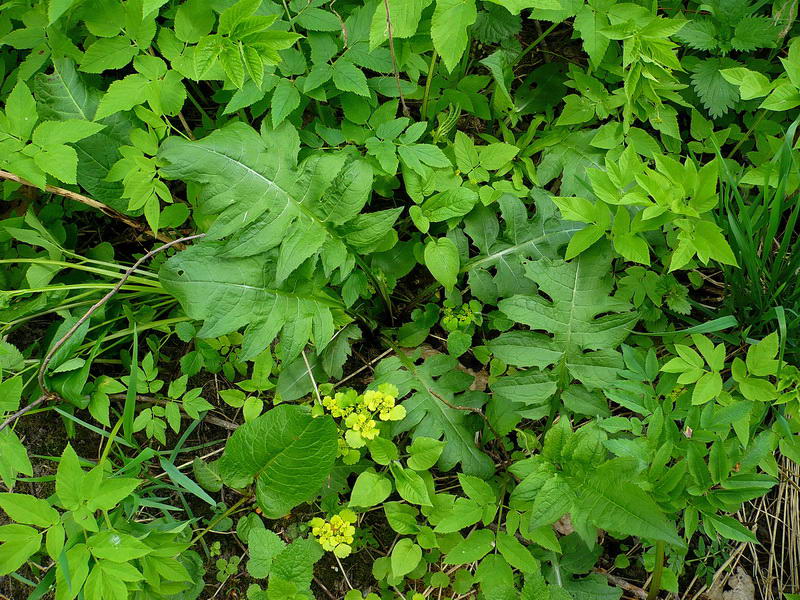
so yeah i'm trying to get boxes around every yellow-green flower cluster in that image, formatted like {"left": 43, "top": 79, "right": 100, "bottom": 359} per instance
{"left": 441, "top": 300, "right": 481, "bottom": 332}
{"left": 321, "top": 383, "right": 405, "bottom": 453}
{"left": 309, "top": 509, "right": 357, "bottom": 558}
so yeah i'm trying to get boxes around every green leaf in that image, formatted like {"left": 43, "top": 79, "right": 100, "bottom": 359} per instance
{"left": 6, "top": 82, "right": 38, "bottom": 141}
{"left": 391, "top": 538, "right": 422, "bottom": 577}
{"left": 370, "top": 0, "right": 431, "bottom": 46}
{"left": 86, "top": 475, "right": 141, "bottom": 511}
{"left": 421, "top": 187, "right": 478, "bottom": 222}
{"left": 704, "top": 513, "right": 757, "bottom": 543}
{"left": 49, "top": 0, "right": 77, "bottom": 23}
{"left": 691, "top": 58, "right": 741, "bottom": 119}
{"left": 271, "top": 79, "right": 300, "bottom": 127}
{"left": 431, "top": 0, "right": 477, "bottom": 72}
{"left": 0, "top": 525, "right": 42, "bottom": 576}
{"left": 247, "top": 529, "right": 285, "bottom": 578}
{"left": 80, "top": 37, "right": 138, "bottom": 73}
{"left": 574, "top": 459, "right": 684, "bottom": 547}
{"left": 217, "top": 405, "right": 337, "bottom": 518}
{"left": 390, "top": 463, "right": 432, "bottom": 506}
{"left": 478, "top": 142, "right": 519, "bottom": 170}
{"left": 33, "top": 120, "right": 105, "bottom": 146}
{"left": 424, "top": 237, "right": 460, "bottom": 291}
{"left": 87, "top": 531, "right": 150, "bottom": 562}
{"left": 496, "top": 531, "right": 538, "bottom": 573}
{"left": 56, "top": 444, "right": 84, "bottom": 510}
{"left": 0, "top": 376, "right": 23, "bottom": 413}
{"left": 491, "top": 244, "right": 638, "bottom": 388}
{"left": 407, "top": 437, "right": 446, "bottom": 471}
{"left": 378, "top": 354, "right": 494, "bottom": 477}
{"left": 332, "top": 60, "right": 370, "bottom": 97}
{"left": 0, "top": 493, "right": 59, "bottom": 528}
{"left": 573, "top": 3, "right": 610, "bottom": 67}
{"left": 349, "top": 469, "right": 393, "bottom": 508}
{"left": 443, "top": 529, "right": 494, "bottom": 564}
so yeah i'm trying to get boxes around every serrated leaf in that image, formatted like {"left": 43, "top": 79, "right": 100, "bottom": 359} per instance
{"left": 378, "top": 354, "right": 495, "bottom": 477}
{"left": 573, "top": 459, "right": 684, "bottom": 547}
{"left": 691, "top": 58, "right": 741, "bottom": 118}
{"left": 491, "top": 244, "right": 638, "bottom": 388}
{"left": 217, "top": 405, "right": 337, "bottom": 518}
{"left": 332, "top": 60, "right": 370, "bottom": 97}
{"left": 431, "top": 0, "right": 477, "bottom": 72}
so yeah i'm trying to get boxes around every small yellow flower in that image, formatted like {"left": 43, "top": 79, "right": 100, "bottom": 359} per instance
{"left": 309, "top": 511, "right": 357, "bottom": 558}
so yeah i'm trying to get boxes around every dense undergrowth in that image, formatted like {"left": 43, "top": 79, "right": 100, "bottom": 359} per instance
{"left": 0, "top": 0, "right": 799, "bottom": 598}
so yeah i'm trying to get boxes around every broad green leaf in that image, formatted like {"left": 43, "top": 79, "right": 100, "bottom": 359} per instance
{"left": 217, "top": 405, "right": 337, "bottom": 518}
{"left": 407, "top": 437, "right": 446, "bottom": 471}
{"left": 390, "top": 463, "right": 432, "bottom": 506}
{"left": 247, "top": 529, "right": 285, "bottom": 578}
{"left": 491, "top": 244, "right": 638, "bottom": 388}
{"left": 0, "top": 493, "right": 60, "bottom": 528}
{"left": 0, "top": 525, "right": 42, "bottom": 576}
{"left": 378, "top": 354, "right": 494, "bottom": 477}
{"left": 271, "top": 78, "right": 300, "bottom": 126}
{"left": 573, "top": 459, "right": 684, "bottom": 547}
{"left": 464, "top": 193, "right": 581, "bottom": 305}
{"left": 332, "top": 60, "right": 370, "bottom": 97}
{"left": 56, "top": 444, "right": 84, "bottom": 510}
{"left": 349, "top": 469, "right": 393, "bottom": 508}
{"left": 443, "top": 529, "right": 494, "bottom": 564}
{"left": 49, "top": 0, "right": 77, "bottom": 23}
{"left": 424, "top": 237, "right": 460, "bottom": 291}
{"left": 370, "top": 0, "right": 432, "bottom": 47}
{"left": 87, "top": 531, "right": 150, "bottom": 562}
{"left": 6, "top": 82, "right": 38, "bottom": 141}
{"left": 80, "top": 37, "right": 138, "bottom": 73}
{"left": 391, "top": 538, "right": 422, "bottom": 577}
{"left": 496, "top": 532, "right": 539, "bottom": 573}
{"left": 431, "top": 0, "right": 477, "bottom": 72}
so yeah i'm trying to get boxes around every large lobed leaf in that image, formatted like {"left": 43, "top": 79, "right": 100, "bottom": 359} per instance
{"left": 464, "top": 192, "right": 582, "bottom": 305}
{"left": 160, "top": 240, "right": 344, "bottom": 362}
{"left": 158, "top": 122, "right": 401, "bottom": 359}
{"left": 490, "top": 244, "right": 637, "bottom": 389}
{"left": 158, "top": 122, "right": 399, "bottom": 284}
{"left": 217, "top": 405, "right": 337, "bottom": 519}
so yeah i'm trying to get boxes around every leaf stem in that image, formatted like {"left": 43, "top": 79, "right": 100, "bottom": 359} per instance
{"left": 647, "top": 541, "right": 665, "bottom": 600}
{"left": 512, "top": 22, "right": 559, "bottom": 68}
{"left": 191, "top": 494, "right": 252, "bottom": 545}
{"left": 421, "top": 50, "right": 438, "bottom": 120}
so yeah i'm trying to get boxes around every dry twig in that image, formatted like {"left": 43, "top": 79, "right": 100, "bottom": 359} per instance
{"left": 0, "top": 169, "right": 174, "bottom": 243}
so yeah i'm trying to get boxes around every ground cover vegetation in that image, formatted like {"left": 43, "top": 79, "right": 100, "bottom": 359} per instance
{"left": 0, "top": 0, "right": 799, "bottom": 598}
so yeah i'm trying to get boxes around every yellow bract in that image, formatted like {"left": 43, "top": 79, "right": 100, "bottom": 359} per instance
{"left": 309, "top": 510, "right": 357, "bottom": 558}
{"left": 321, "top": 383, "right": 405, "bottom": 451}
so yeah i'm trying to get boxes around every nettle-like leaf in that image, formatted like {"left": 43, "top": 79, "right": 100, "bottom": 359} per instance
{"left": 489, "top": 243, "right": 638, "bottom": 390}
{"left": 691, "top": 57, "right": 741, "bottom": 118}
{"left": 158, "top": 122, "right": 400, "bottom": 358}
{"left": 217, "top": 405, "right": 337, "bottom": 518}
{"left": 374, "top": 354, "right": 495, "bottom": 478}
{"left": 463, "top": 192, "right": 582, "bottom": 305}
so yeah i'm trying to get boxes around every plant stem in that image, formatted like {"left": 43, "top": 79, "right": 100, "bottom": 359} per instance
{"left": 421, "top": 50, "right": 438, "bottom": 120}
{"left": 647, "top": 541, "right": 665, "bottom": 600}
{"left": 512, "top": 22, "right": 559, "bottom": 68}
{"left": 191, "top": 494, "right": 252, "bottom": 544}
